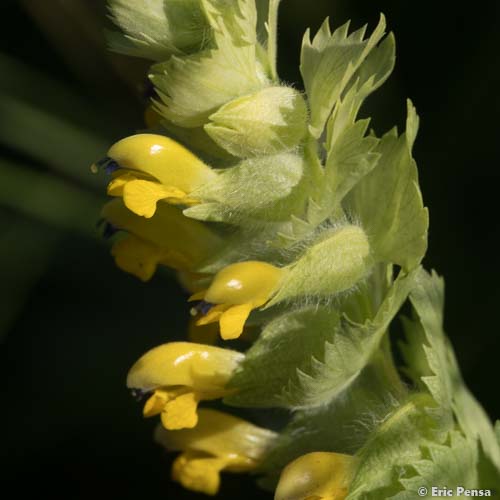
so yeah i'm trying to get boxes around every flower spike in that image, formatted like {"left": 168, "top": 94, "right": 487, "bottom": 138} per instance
{"left": 190, "top": 261, "right": 284, "bottom": 340}
{"left": 126, "top": 342, "right": 243, "bottom": 430}
{"left": 155, "top": 408, "right": 277, "bottom": 496}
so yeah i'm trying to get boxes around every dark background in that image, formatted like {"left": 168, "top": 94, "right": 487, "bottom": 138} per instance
{"left": 1, "top": 0, "right": 498, "bottom": 498}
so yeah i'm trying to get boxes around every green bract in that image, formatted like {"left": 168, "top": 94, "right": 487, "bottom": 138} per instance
{"left": 103, "top": 1, "right": 500, "bottom": 498}
{"left": 205, "top": 86, "right": 308, "bottom": 157}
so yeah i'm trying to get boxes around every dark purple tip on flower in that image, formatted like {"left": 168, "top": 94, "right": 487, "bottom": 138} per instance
{"left": 94, "top": 157, "right": 120, "bottom": 175}
{"left": 190, "top": 300, "right": 215, "bottom": 317}
{"left": 96, "top": 219, "right": 120, "bottom": 239}
{"left": 130, "top": 388, "right": 148, "bottom": 401}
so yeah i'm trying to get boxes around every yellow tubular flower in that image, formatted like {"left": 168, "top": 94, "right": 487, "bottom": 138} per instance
{"left": 94, "top": 133, "right": 217, "bottom": 218}
{"left": 275, "top": 452, "right": 356, "bottom": 500}
{"left": 101, "top": 199, "right": 221, "bottom": 281}
{"left": 126, "top": 342, "right": 243, "bottom": 430}
{"left": 155, "top": 408, "right": 278, "bottom": 496}
{"left": 190, "top": 261, "right": 285, "bottom": 340}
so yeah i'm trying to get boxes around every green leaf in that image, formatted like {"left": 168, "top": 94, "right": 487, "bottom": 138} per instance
{"left": 389, "top": 432, "right": 480, "bottom": 500}
{"left": 201, "top": 0, "right": 257, "bottom": 46}
{"left": 149, "top": 0, "right": 264, "bottom": 128}
{"left": 346, "top": 393, "right": 437, "bottom": 499}
{"left": 0, "top": 158, "right": 103, "bottom": 237}
{"left": 301, "top": 15, "right": 386, "bottom": 138}
{"left": 226, "top": 268, "right": 417, "bottom": 408}
{"left": 325, "top": 117, "right": 380, "bottom": 203}
{"left": 345, "top": 101, "right": 428, "bottom": 270}
{"left": 151, "top": 31, "right": 265, "bottom": 127}
{"left": 267, "top": 31, "right": 394, "bottom": 248}
{"left": 185, "top": 152, "right": 306, "bottom": 223}
{"left": 258, "top": 354, "right": 408, "bottom": 489}
{"left": 108, "top": 0, "right": 210, "bottom": 61}
{"left": 205, "top": 86, "right": 307, "bottom": 157}
{"left": 401, "top": 269, "right": 500, "bottom": 468}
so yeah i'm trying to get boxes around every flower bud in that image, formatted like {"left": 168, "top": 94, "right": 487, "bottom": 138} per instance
{"left": 268, "top": 225, "right": 372, "bottom": 306}
{"left": 205, "top": 86, "right": 308, "bottom": 157}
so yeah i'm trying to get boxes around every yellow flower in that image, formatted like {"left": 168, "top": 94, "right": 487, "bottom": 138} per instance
{"left": 274, "top": 452, "right": 356, "bottom": 500}
{"left": 189, "top": 261, "right": 284, "bottom": 340}
{"left": 93, "top": 133, "right": 217, "bottom": 218}
{"left": 101, "top": 199, "right": 221, "bottom": 281}
{"left": 126, "top": 342, "right": 243, "bottom": 430}
{"left": 155, "top": 408, "right": 277, "bottom": 496}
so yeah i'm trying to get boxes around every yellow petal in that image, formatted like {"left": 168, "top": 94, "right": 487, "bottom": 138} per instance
{"left": 219, "top": 303, "right": 253, "bottom": 340}
{"left": 111, "top": 235, "right": 161, "bottom": 282}
{"left": 155, "top": 409, "right": 278, "bottom": 465}
{"left": 107, "top": 172, "right": 136, "bottom": 196}
{"left": 123, "top": 179, "right": 186, "bottom": 218}
{"left": 204, "top": 261, "right": 283, "bottom": 306}
{"left": 274, "top": 452, "right": 355, "bottom": 500}
{"left": 195, "top": 303, "right": 228, "bottom": 326}
{"left": 102, "top": 199, "right": 222, "bottom": 271}
{"left": 143, "top": 389, "right": 170, "bottom": 417}
{"left": 172, "top": 451, "right": 227, "bottom": 496}
{"left": 161, "top": 391, "right": 200, "bottom": 430}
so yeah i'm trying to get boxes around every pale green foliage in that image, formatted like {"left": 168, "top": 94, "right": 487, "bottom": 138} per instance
{"left": 205, "top": 86, "right": 307, "bottom": 157}
{"left": 108, "top": 0, "right": 210, "bottom": 60}
{"left": 345, "top": 102, "right": 429, "bottom": 271}
{"left": 268, "top": 224, "right": 372, "bottom": 305}
{"left": 259, "top": 355, "right": 408, "bottom": 489}
{"left": 347, "top": 393, "right": 438, "bottom": 499}
{"left": 402, "top": 269, "right": 500, "bottom": 468}
{"left": 301, "top": 15, "right": 387, "bottom": 138}
{"left": 185, "top": 152, "right": 305, "bottom": 223}
{"left": 270, "top": 33, "right": 396, "bottom": 248}
{"left": 346, "top": 270, "right": 500, "bottom": 498}
{"left": 150, "top": 0, "right": 266, "bottom": 127}
{"left": 227, "top": 267, "right": 416, "bottom": 408}
{"left": 151, "top": 39, "right": 264, "bottom": 127}
{"left": 392, "top": 432, "right": 499, "bottom": 499}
